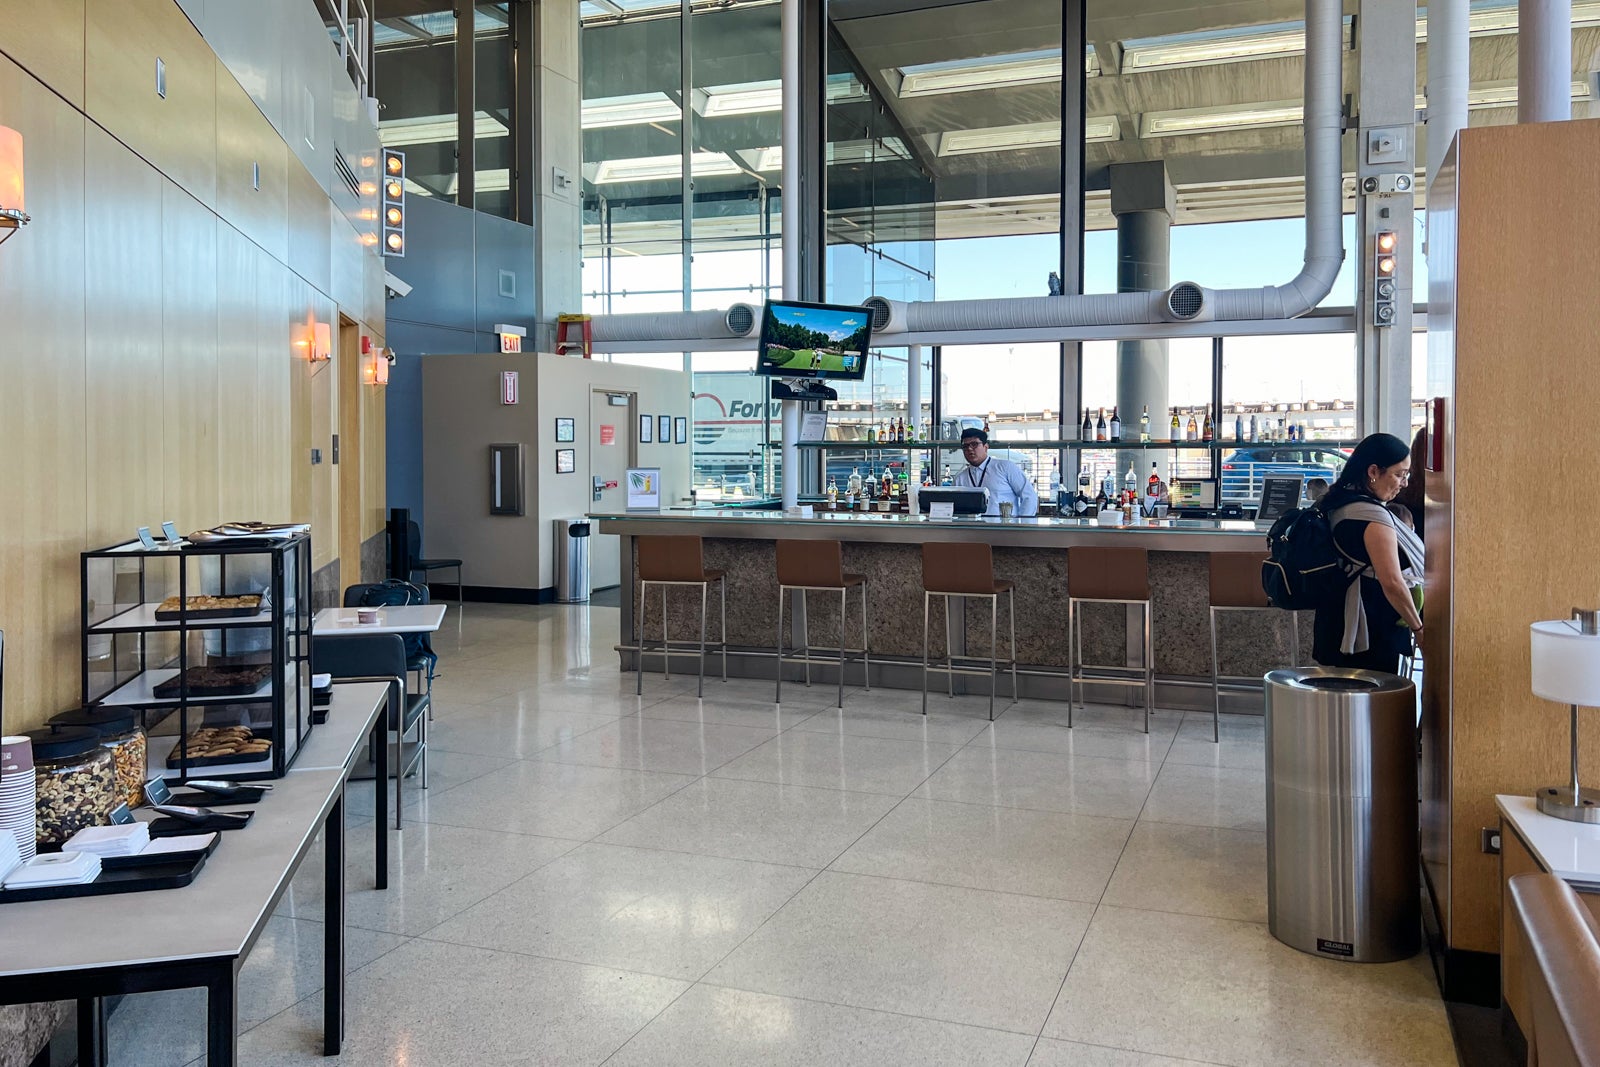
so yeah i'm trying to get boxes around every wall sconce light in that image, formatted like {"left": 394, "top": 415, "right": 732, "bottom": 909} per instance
{"left": 0, "top": 126, "right": 29, "bottom": 246}
{"left": 293, "top": 320, "right": 332, "bottom": 362}
{"left": 366, "top": 346, "right": 391, "bottom": 385}
{"left": 381, "top": 149, "right": 405, "bottom": 257}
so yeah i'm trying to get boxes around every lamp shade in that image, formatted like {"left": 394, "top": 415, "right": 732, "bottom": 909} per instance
{"left": 0, "top": 125, "right": 22, "bottom": 213}
{"left": 1530, "top": 620, "right": 1600, "bottom": 705}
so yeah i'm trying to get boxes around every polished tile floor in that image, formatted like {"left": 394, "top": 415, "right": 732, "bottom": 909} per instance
{"left": 107, "top": 603, "right": 1457, "bottom": 1066}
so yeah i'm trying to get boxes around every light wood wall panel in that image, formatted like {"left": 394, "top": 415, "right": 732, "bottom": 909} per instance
{"left": 258, "top": 256, "right": 295, "bottom": 523}
{"left": 214, "top": 58, "right": 287, "bottom": 264}
{"left": 85, "top": 0, "right": 217, "bottom": 210}
{"left": 1425, "top": 119, "right": 1600, "bottom": 957}
{"left": 84, "top": 126, "right": 166, "bottom": 546}
{"left": 0, "top": 0, "right": 85, "bottom": 107}
{"left": 161, "top": 179, "right": 220, "bottom": 531}
{"left": 287, "top": 161, "right": 332, "bottom": 299}
{"left": 214, "top": 221, "right": 259, "bottom": 520}
{"left": 0, "top": 55, "right": 87, "bottom": 729}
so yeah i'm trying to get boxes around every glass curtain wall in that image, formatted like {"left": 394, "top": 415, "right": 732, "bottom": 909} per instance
{"left": 373, "top": 3, "right": 462, "bottom": 202}
{"left": 473, "top": 3, "right": 514, "bottom": 218}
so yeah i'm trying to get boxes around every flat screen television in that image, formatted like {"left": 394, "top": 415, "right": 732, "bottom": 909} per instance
{"left": 756, "top": 300, "right": 872, "bottom": 381}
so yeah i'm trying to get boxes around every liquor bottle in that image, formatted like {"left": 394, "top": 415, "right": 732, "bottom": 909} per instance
{"left": 1140, "top": 405, "right": 1151, "bottom": 443}
{"left": 1096, "top": 408, "right": 1107, "bottom": 442}
{"left": 1278, "top": 416, "right": 1287, "bottom": 441}
{"left": 1049, "top": 460, "right": 1062, "bottom": 506}
{"left": 1081, "top": 408, "right": 1094, "bottom": 443}
{"left": 1186, "top": 411, "right": 1199, "bottom": 442}
{"left": 863, "top": 468, "right": 876, "bottom": 499}
{"left": 826, "top": 476, "right": 838, "bottom": 508}
{"left": 906, "top": 419, "right": 917, "bottom": 444}
{"left": 1094, "top": 482, "right": 1108, "bottom": 511}
{"left": 1202, "top": 406, "right": 1214, "bottom": 443}
{"left": 1248, "top": 413, "right": 1258, "bottom": 442}
{"left": 1109, "top": 406, "right": 1122, "bottom": 442}
{"left": 1148, "top": 462, "right": 1161, "bottom": 494}
{"left": 1170, "top": 410, "right": 1181, "bottom": 441}
{"left": 848, "top": 467, "right": 862, "bottom": 495}
{"left": 1101, "top": 468, "right": 1116, "bottom": 500}
{"left": 983, "top": 416, "right": 991, "bottom": 433}
{"left": 881, "top": 467, "right": 892, "bottom": 500}
{"left": 1124, "top": 463, "right": 1137, "bottom": 498}
{"left": 866, "top": 425, "right": 875, "bottom": 444}
{"left": 888, "top": 469, "right": 899, "bottom": 499}
{"left": 898, "top": 418, "right": 906, "bottom": 443}
{"left": 1233, "top": 412, "right": 1243, "bottom": 442}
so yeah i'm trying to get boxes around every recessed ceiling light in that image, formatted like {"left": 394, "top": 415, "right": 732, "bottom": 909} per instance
{"left": 936, "top": 117, "right": 1119, "bottom": 156}
{"left": 381, "top": 111, "right": 508, "bottom": 146}
{"left": 582, "top": 92, "right": 679, "bottom": 129}
{"left": 1121, "top": 19, "right": 1350, "bottom": 73}
{"left": 1139, "top": 101, "right": 1302, "bottom": 138}
{"left": 1416, "top": 0, "right": 1600, "bottom": 38}
{"left": 594, "top": 152, "right": 744, "bottom": 184}
{"left": 893, "top": 47, "right": 1098, "bottom": 98}
{"left": 702, "top": 81, "right": 783, "bottom": 117}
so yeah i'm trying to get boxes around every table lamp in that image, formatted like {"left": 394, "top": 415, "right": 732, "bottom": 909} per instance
{"left": 1530, "top": 608, "right": 1600, "bottom": 823}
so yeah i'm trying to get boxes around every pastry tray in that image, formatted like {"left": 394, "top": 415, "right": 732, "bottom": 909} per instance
{"left": 153, "top": 596, "right": 264, "bottom": 622}
{"left": 152, "top": 665, "right": 272, "bottom": 698}
{"left": 0, "top": 836, "right": 219, "bottom": 904}
{"left": 164, "top": 742, "right": 273, "bottom": 770}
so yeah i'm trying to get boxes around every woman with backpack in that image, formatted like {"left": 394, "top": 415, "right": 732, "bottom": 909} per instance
{"left": 1312, "top": 432, "right": 1426, "bottom": 673}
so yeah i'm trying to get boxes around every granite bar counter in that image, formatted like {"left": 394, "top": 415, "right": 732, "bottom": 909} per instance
{"left": 592, "top": 509, "right": 1311, "bottom": 711}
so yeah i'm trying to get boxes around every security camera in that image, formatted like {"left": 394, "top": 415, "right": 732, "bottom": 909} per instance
{"left": 384, "top": 270, "right": 412, "bottom": 299}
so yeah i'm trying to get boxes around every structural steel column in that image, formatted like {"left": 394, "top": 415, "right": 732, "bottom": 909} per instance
{"left": 1425, "top": 0, "right": 1469, "bottom": 192}
{"left": 1111, "top": 161, "right": 1172, "bottom": 474}
{"left": 530, "top": 0, "right": 583, "bottom": 351}
{"left": 1520, "top": 0, "right": 1574, "bottom": 123}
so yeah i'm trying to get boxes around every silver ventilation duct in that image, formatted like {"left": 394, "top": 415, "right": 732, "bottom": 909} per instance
{"left": 588, "top": 303, "right": 760, "bottom": 343}
{"left": 869, "top": 0, "right": 1345, "bottom": 335}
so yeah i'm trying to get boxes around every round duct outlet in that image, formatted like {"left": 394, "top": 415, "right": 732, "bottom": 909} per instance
{"left": 863, "top": 297, "right": 894, "bottom": 332}
{"left": 1166, "top": 282, "right": 1205, "bottom": 320}
{"left": 725, "top": 304, "right": 756, "bottom": 336}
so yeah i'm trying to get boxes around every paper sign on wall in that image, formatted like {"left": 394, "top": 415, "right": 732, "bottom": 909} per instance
{"left": 600, "top": 425, "right": 616, "bottom": 446}
{"left": 501, "top": 371, "right": 519, "bottom": 405}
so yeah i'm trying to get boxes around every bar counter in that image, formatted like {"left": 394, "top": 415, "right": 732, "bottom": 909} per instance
{"left": 593, "top": 509, "right": 1309, "bottom": 709}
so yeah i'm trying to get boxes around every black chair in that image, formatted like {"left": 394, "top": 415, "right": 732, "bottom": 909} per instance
{"left": 312, "top": 633, "right": 429, "bottom": 828}
{"left": 344, "top": 581, "right": 439, "bottom": 715}
{"left": 406, "top": 520, "right": 463, "bottom": 602}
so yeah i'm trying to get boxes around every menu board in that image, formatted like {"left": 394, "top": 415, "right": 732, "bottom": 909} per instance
{"left": 1257, "top": 475, "right": 1305, "bottom": 523}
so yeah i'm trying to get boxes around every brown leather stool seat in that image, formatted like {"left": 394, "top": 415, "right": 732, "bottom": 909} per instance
{"left": 1206, "top": 552, "right": 1299, "bottom": 742}
{"left": 920, "top": 543, "right": 1017, "bottom": 720}
{"left": 635, "top": 535, "right": 727, "bottom": 698}
{"left": 775, "top": 540, "right": 870, "bottom": 708}
{"left": 1066, "top": 546, "right": 1154, "bottom": 733}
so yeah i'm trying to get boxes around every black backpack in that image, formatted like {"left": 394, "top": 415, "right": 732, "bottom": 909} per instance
{"left": 355, "top": 580, "right": 437, "bottom": 677}
{"left": 1261, "top": 504, "right": 1353, "bottom": 610}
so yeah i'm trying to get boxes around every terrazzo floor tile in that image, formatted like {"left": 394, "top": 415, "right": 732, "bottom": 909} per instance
{"left": 529, "top": 715, "right": 777, "bottom": 775}
{"left": 413, "top": 758, "right": 698, "bottom": 839}
{"left": 425, "top": 841, "right": 814, "bottom": 979}
{"left": 1140, "top": 761, "right": 1267, "bottom": 832}
{"left": 229, "top": 938, "right": 687, "bottom": 1066}
{"left": 638, "top": 692, "right": 820, "bottom": 730}
{"left": 1026, "top": 1039, "right": 1218, "bottom": 1066}
{"left": 1162, "top": 735, "right": 1268, "bottom": 772}
{"left": 709, "top": 729, "right": 964, "bottom": 796}
{"left": 1043, "top": 905, "right": 1455, "bottom": 1066}
{"left": 1100, "top": 821, "right": 1269, "bottom": 923}
{"left": 830, "top": 797, "right": 1133, "bottom": 902}
{"left": 977, "top": 718, "right": 1178, "bottom": 763}
{"left": 707, "top": 870, "right": 1094, "bottom": 1034}
{"left": 607, "top": 985, "right": 1037, "bottom": 1066}
{"left": 598, "top": 775, "right": 900, "bottom": 868}
{"left": 426, "top": 704, "right": 633, "bottom": 760}
{"left": 790, "top": 698, "right": 997, "bottom": 746}
{"left": 916, "top": 746, "right": 1158, "bottom": 819}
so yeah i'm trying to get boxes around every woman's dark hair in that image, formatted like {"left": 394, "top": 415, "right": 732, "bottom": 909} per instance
{"left": 1336, "top": 432, "right": 1411, "bottom": 490}
{"left": 1392, "top": 427, "right": 1427, "bottom": 515}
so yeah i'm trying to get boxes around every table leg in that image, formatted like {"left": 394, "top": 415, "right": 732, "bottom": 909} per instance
{"left": 324, "top": 788, "right": 346, "bottom": 1056}
{"left": 205, "top": 966, "right": 238, "bottom": 1066}
{"left": 76, "top": 996, "right": 106, "bottom": 1067}
{"left": 371, "top": 714, "right": 389, "bottom": 891}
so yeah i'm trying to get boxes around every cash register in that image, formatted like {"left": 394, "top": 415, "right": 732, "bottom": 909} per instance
{"left": 1169, "top": 477, "right": 1219, "bottom": 518}
{"left": 917, "top": 487, "right": 989, "bottom": 515}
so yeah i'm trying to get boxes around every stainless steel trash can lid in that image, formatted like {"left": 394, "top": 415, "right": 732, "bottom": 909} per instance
{"left": 1264, "top": 666, "right": 1414, "bottom": 695}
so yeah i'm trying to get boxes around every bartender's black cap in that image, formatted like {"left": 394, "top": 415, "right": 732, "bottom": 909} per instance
{"left": 959, "top": 427, "right": 988, "bottom": 444}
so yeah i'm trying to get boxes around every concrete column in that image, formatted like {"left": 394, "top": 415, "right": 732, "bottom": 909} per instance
{"left": 1425, "top": 0, "right": 1470, "bottom": 191}
{"left": 1520, "top": 0, "right": 1574, "bottom": 123}
{"left": 531, "top": 0, "right": 583, "bottom": 351}
{"left": 1110, "top": 162, "right": 1172, "bottom": 481}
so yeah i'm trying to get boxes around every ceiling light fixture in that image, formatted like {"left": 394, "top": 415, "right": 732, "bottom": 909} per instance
{"left": 701, "top": 81, "right": 782, "bottom": 117}
{"left": 593, "top": 152, "right": 744, "bottom": 184}
{"left": 1415, "top": 0, "right": 1600, "bottom": 38}
{"left": 380, "top": 111, "right": 508, "bottom": 146}
{"left": 1121, "top": 19, "right": 1350, "bottom": 73}
{"left": 581, "top": 92, "right": 679, "bottom": 129}
{"left": 1139, "top": 101, "right": 1302, "bottom": 138}
{"left": 936, "top": 116, "right": 1119, "bottom": 156}
{"left": 893, "top": 46, "right": 1097, "bottom": 99}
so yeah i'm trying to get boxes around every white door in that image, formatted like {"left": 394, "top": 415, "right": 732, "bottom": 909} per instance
{"left": 589, "top": 390, "right": 633, "bottom": 589}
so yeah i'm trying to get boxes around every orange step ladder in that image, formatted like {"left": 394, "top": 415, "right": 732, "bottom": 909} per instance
{"left": 555, "top": 313, "right": 593, "bottom": 358}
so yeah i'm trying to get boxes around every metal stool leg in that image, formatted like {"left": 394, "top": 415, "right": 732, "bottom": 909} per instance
{"left": 837, "top": 587, "right": 846, "bottom": 709}
{"left": 1142, "top": 599, "right": 1153, "bottom": 735}
{"left": 636, "top": 580, "right": 647, "bottom": 695}
{"left": 1009, "top": 588, "right": 1019, "bottom": 703}
{"left": 661, "top": 585, "right": 671, "bottom": 680}
{"left": 697, "top": 582, "right": 708, "bottom": 699}
{"left": 944, "top": 595, "right": 955, "bottom": 699}
{"left": 775, "top": 586, "right": 785, "bottom": 703}
{"left": 988, "top": 594, "right": 997, "bottom": 722}
{"left": 1290, "top": 610, "right": 1301, "bottom": 667}
{"left": 1209, "top": 606, "right": 1222, "bottom": 743}
{"left": 801, "top": 589, "right": 811, "bottom": 687}
{"left": 921, "top": 591, "right": 931, "bottom": 716}
{"left": 861, "top": 583, "right": 871, "bottom": 691}
{"left": 720, "top": 576, "right": 728, "bottom": 682}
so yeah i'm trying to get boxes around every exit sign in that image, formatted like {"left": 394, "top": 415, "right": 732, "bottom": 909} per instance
{"left": 500, "top": 332, "right": 522, "bottom": 353}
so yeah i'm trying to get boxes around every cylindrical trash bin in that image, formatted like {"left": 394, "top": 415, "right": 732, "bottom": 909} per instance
{"left": 1265, "top": 667, "right": 1418, "bottom": 962}
{"left": 554, "top": 518, "right": 592, "bottom": 603}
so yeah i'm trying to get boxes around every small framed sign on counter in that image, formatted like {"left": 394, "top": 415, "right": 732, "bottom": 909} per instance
{"left": 799, "top": 411, "right": 829, "bottom": 442}
{"left": 1256, "top": 475, "right": 1305, "bottom": 524}
{"left": 626, "top": 468, "right": 662, "bottom": 510}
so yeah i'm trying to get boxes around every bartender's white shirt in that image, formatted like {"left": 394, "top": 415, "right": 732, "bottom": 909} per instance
{"left": 956, "top": 456, "right": 1039, "bottom": 516}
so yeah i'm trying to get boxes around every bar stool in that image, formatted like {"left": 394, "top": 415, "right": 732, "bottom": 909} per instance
{"left": 775, "top": 540, "right": 870, "bottom": 708}
{"left": 635, "top": 535, "right": 727, "bottom": 698}
{"left": 920, "top": 542, "right": 1018, "bottom": 721}
{"left": 1208, "top": 551, "right": 1298, "bottom": 742}
{"left": 1066, "top": 546, "right": 1153, "bottom": 733}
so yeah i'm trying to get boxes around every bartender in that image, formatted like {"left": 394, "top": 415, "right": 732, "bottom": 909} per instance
{"left": 954, "top": 428, "right": 1038, "bottom": 516}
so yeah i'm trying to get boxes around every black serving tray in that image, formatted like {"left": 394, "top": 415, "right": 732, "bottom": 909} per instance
{"left": 163, "top": 743, "right": 274, "bottom": 770}
{"left": 0, "top": 838, "right": 218, "bottom": 904}
{"left": 148, "top": 810, "right": 254, "bottom": 837}
{"left": 166, "top": 786, "right": 266, "bottom": 806}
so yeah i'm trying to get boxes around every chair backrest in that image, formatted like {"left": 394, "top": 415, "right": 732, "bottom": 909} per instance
{"left": 1209, "top": 552, "right": 1272, "bottom": 609}
{"left": 312, "top": 633, "right": 407, "bottom": 681}
{"left": 921, "top": 542, "right": 996, "bottom": 595}
{"left": 638, "top": 535, "right": 706, "bottom": 582}
{"left": 1067, "top": 546, "right": 1150, "bottom": 600}
{"left": 405, "top": 520, "right": 424, "bottom": 559}
{"left": 344, "top": 579, "right": 430, "bottom": 609}
{"left": 776, "top": 540, "right": 846, "bottom": 588}
{"left": 1509, "top": 872, "right": 1600, "bottom": 1067}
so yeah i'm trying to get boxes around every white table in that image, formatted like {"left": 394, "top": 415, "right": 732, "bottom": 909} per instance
{"left": 1497, "top": 794, "right": 1600, "bottom": 891}
{"left": 313, "top": 605, "right": 447, "bottom": 635}
{"left": 291, "top": 682, "right": 391, "bottom": 891}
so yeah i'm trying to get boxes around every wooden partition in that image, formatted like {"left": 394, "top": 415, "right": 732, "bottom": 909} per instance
{"left": 1423, "top": 118, "right": 1600, "bottom": 995}
{"left": 0, "top": 1, "right": 387, "bottom": 732}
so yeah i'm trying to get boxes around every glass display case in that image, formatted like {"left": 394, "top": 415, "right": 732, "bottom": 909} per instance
{"left": 79, "top": 532, "right": 313, "bottom": 782}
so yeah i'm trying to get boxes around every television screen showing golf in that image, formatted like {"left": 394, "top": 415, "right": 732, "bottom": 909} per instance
{"left": 755, "top": 300, "right": 873, "bottom": 380}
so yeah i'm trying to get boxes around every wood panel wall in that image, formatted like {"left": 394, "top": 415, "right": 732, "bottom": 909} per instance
{"left": 0, "top": 1, "right": 387, "bottom": 733}
{"left": 1424, "top": 118, "right": 1600, "bottom": 958}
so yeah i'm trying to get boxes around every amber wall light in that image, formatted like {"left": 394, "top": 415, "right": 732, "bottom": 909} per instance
{"left": 0, "top": 126, "right": 29, "bottom": 245}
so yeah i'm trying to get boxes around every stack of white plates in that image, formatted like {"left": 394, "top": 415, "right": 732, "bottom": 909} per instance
{"left": 0, "top": 736, "right": 38, "bottom": 863}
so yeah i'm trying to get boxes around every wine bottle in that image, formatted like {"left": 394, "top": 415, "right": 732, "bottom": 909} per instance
{"left": 1233, "top": 412, "right": 1243, "bottom": 441}
{"left": 1202, "top": 406, "right": 1214, "bottom": 442}
{"left": 1169, "top": 410, "right": 1181, "bottom": 441}
{"left": 1081, "top": 408, "right": 1094, "bottom": 442}
{"left": 1186, "top": 412, "right": 1199, "bottom": 442}
{"left": 1109, "top": 406, "right": 1122, "bottom": 442}
{"left": 1248, "top": 413, "right": 1258, "bottom": 442}
{"left": 866, "top": 425, "right": 875, "bottom": 444}
{"left": 1095, "top": 408, "right": 1107, "bottom": 442}
{"left": 1140, "top": 405, "right": 1151, "bottom": 443}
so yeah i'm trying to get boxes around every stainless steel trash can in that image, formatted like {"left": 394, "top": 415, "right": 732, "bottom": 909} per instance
{"left": 1265, "top": 667, "right": 1419, "bottom": 962}
{"left": 554, "top": 518, "right": 592, "bottom": 603}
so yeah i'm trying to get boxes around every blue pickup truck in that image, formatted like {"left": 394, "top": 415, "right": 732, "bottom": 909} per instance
{"left": 1220, "top": 445, "right": 1351, "bottom": 503}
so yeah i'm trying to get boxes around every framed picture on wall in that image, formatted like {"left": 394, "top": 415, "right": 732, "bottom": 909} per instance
{"left": 555, "top": 448, "right": 575, "bottom": 474}
{"left": 555, "top": 417, "right": 575, "bottom": 443}
{"left": 674, "top": 417, "right": 687, "bottom": 444}
{"left": 638, "top": 414, "right": 653, "bottom": 443}
{"left": 658, "top": 415, "right": 671, "bottom": 444}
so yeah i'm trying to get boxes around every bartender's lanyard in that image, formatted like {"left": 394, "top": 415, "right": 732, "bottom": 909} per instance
{"left": 962, "top": 460, "right": 990, "bottom": 488}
